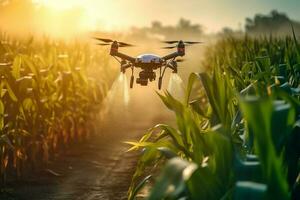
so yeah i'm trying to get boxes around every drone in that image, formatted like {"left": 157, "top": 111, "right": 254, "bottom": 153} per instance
{"left": 94, "top": 37, "right": 202, "bottom": 89}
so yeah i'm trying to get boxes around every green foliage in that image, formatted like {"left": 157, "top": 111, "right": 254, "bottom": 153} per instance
{"left": 0, "top": 33, "right": 113, "bottom": 183}
{"left": 127, "top": 35, "right": 300, "bottom": 199}
{"left": 239, "top": 97, "right": 292, "bottom": 199}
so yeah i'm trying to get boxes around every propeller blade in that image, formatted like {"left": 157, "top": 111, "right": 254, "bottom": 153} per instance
{"left": 161, "top": 46, "right": 176, "bottom": 49}
{"left": 93, "top": 37, "right": 136, "bottom": 47}
{"left": 162, "top": 40, "right": 179, "bottom": 44}
{"left": 119, "top": 44, "right": 135, "bottom": 47}
{"left": 118, "top": 42, "right": 135, "bottom": 47}
{"left": 97, "top": 43, "right": 110, "bottom": 46}
{"left": 162, "top": 40, "right": 203, "bottom": 45}
{"left": 184, "top": 41, "right": 203, "bottom": 44}
{"left": 93, "top": 37, "right": 114, "bottom": 43}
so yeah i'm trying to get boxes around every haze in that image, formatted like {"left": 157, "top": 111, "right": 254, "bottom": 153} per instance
{"left": 37, "top": 0, "right": 300, "bottom": 32}
{"left": 1, "top": 0, "right": 300, "bottom": 38}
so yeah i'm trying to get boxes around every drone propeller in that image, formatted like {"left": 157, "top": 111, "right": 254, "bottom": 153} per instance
{"left": 97, "top": 43, "right": 111, "bottom": 46}
{"left": 118, "top": 42, "right": 135, "bottom": 47}
{"left": 161, "top": 44, "right": 194, "bottom": 49}
{"left": 161, "top": 46, "right": 177, "bottom": 49}
{"left": 161, "top": 40, "right": 202, "bottom": 49}
{"left": 161, "top": 40, "right": 203, "bottom": 45}
{"left": 162, "top": 40, "right": 179, "bottom": 44}
{"left": 93, "top": 37, "right": 135, "bottom": 47}
{"left": 184, "top": 41, "right": 203, "bottom": 44}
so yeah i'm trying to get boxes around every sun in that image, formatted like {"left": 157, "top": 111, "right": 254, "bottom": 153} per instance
{"left": 34, "top": 0, "right": 126, "bottom": 32}
{"left": 35, "top": 0, "right": 85, "bottom": 10}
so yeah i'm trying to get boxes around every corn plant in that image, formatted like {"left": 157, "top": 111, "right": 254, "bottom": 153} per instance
{"left": 0, "top": 33, "right": 113, "bottom": 183}
{"left": 127, "top": 32, "right": 300, "bottom": 199}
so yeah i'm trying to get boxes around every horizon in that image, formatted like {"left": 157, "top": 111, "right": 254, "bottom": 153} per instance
{"left": 0, "top": 0, "right": 300, "bottom": 38}
{"left": 35, "top": 0, "right": 300, "bottom": 33}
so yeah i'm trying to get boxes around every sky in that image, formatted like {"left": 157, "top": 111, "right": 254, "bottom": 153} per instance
{"left": 37, "top": 0, "right": 300, "bottom": 33}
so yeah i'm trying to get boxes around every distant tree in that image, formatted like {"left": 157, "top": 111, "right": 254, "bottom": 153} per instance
{"left": 221, "top": 27, "right": 234, "bottom": 34}
{"left": 245, "top": 10, "right": 300, "bottom": 35}
{"left": 129, "top": 18, "right": 204, "bottom": 40}
{"left": 146, "top": 18, "right": 204, "bottom": 39}
{"left": 151, "top": 21, "right": 162, "bottom": 30}
{"left": 176, "top": 18, "right": 203, "bottom": 34}
{"left": 177, "top": 18, "right": 191, "bottom": 29}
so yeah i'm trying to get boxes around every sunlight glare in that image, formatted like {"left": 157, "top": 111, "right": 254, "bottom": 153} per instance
{"left": 36, "top": 0, "right": 122, "bottom": 32}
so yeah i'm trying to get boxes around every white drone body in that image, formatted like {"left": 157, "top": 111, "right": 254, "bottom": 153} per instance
{"left": 136, "top": 54, "right": 162, "bottom": 64}
{"left": 94, "top": 38, "right": 202, "bottom": 89}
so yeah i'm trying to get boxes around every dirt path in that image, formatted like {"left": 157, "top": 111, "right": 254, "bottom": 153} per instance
{"left": 3, "top": 85, "right": 174, "bottom": 200}
{"left": 9, "top": 130, "right": 139, "bottom": 200}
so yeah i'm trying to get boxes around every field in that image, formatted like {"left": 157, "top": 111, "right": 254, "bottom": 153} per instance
{"left": 0, "top": 33, "right": 116, "bottom": 184}
{"left": 0, "top": 29, "right": 300, "bottom": 200}
{"left": 127, "top": 33, "right": 300, "bottom": 199}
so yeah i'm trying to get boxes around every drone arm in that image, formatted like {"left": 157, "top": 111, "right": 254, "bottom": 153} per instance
{"left": 111, "top": 51, "right": 136, "bottom": 63}
{"left": 162, "top": 52, "right": 179, "bottom": 61}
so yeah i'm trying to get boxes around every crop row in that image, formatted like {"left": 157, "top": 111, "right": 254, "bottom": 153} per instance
{"left": 0, "top": 33, "right": 112, "bottom": 183}
{"left": 128, "top": 33, "right": 300, "bottom": 199}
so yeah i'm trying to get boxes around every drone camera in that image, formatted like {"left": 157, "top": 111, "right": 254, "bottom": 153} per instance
{"left": 139, "top": 71, "right": 156, "bottom": 80}
{"left": 136, "top": 70, "right": 156, "bottom": 86}
{"left": 136, "top": 78, "right": 148, "bottom": 86}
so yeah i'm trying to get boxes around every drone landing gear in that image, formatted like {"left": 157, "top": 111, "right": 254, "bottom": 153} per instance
{"left": 158, "top": 77, "right": 162, "bottom": 90}
{"left": 130, "top": 75, "right": 134, "bottom": 88}
{"left": 158, "top": 65, "right": 168, "bottom": 90}
{"left": 130, "top": 67, "right": 134, "bottom": 88}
